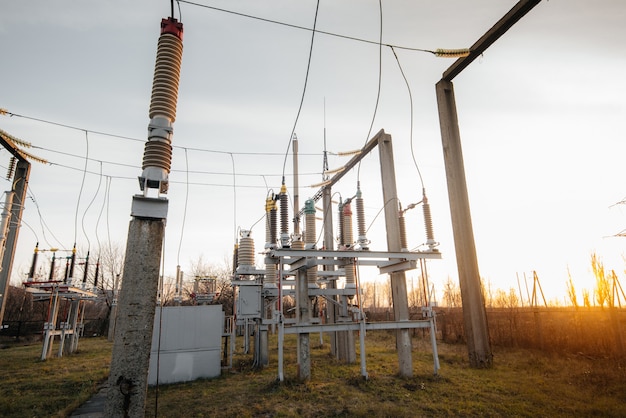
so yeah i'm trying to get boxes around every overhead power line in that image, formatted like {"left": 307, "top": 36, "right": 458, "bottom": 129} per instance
{"left": 177, "top": 0, "right": 469, "bottom": 57}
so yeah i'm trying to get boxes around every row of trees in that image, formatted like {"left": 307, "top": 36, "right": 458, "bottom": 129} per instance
{"left": 4, "top": 243, "right": 625, "bottom": 341}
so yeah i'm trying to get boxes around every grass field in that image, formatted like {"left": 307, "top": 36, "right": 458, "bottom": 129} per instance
{"left": 1, "top": 332, "right": 624, "bottom": 417}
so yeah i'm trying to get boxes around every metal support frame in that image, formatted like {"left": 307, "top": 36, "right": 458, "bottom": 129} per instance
{"left": 268, "top": 246, "right": 440, "bottom": 380}
{"left": 22, "top": 282, "right": 96, "bottom": 360}
{"left": 231, "top": 130, "right": 443, "bottom": 380}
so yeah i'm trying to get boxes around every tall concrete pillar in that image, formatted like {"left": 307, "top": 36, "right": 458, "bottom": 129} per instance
{"left": 378, "top": 133, "right": 413, "bottom": 377}
{"left": 436, "top": 79, "right": 492, "bottom": 368}
{"left": 321, "top": 187, "right": 337, "bottom": 356}
{"left": 105, "top": 218, "right": 165, "bottom": 416}
{"left": 0, "top": 160, "right": 30, "bottom": 325}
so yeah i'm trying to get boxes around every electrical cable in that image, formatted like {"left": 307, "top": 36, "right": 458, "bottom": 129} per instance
{"left": 177, "top": 0, "right": 462, "bottom": 56}
{"left": 42, "top": 159, "right": 276, "bottom": 188}
{"left": 389, "top": 46, "right": 424, "bottom": 190}
{"left": 230, "top": 153, "right": 237, "bottom": 246}
{"left": 176, "top": 148, "right": 190, "bottom": 266}
{"left": 95, "top": 176, "right": 109, "bottom": 257}
{"left": 356, "top": 0, "right": 383, "bottom": 182}
{"left": 81, "top": 161, "right": 103, "bottom": 252}
{"left": 27, "top": 187, "right": 63, "bottom": 249}
{"left": 33, "top": 143, "right": 325, "bottom": 178}
{"left": 281, "top": 0, "right": 320, "bottom": 179}
{"left": 7, "top": 110, "right": 326, "bottom": 157}
{"left": 105, "top": 177, "right": 116, "bottom": 279}
{"left": 73, "top": 131, "right": 89, "bottom": 246}
{"left": 18, "top": 218, "right": 39, "bottom": 244}
{"left": 3, "top": 111, "right": 144, "bottom": 143}
{"left": 364, "top": 197, "right": 398, "bottom": 235}
{"left": 176, "top": 0, "right": 182, "bottom": 22}
{"left": 154, "top": 233, "right": 167, "bottom": 418}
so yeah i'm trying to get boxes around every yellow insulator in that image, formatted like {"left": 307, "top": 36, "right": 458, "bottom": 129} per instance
{"left": 434, "top": 48, "right": 470, "bottom": 58}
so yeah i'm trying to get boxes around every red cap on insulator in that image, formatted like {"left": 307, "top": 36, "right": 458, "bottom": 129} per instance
{"left": 161, "top": 17, "right": 183, "bottom": 40}
{"left": 343, "top": 202, "right": 352, "bottom": 216}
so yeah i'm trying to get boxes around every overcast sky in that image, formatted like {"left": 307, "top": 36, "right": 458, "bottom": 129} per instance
{"left": 2, "top": 0, "right": 626, "bottom": 304}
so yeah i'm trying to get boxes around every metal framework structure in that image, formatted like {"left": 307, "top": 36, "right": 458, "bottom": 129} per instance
{"left": 23, "top": 280, "right": 96, "bottom": 360}
{"left": 233, "top": 130, "right": 442, "bottom": 380}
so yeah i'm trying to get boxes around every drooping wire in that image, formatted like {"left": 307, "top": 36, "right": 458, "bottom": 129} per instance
{"left": 365, "top": 197, "right": 398, "bottom": 235}
{"left": 19, "top": 219, "right": 39, "bottom": 243}
{"left": 230, "top": 153, "right": 237, "bottom": 245}
{"left": 176, "top": 0, "right": 183, "bottom": 22}
{"left": 95, "top": 176, "right": 109, "bottom": 257}
{"left": 154, "top": 232, "right": 167, "bottom": 418}
{"left": 389, "top": 46, "right": 424, "bottom": 190}
{"left": 74, "top": 131, "right": 89, "bottom": 246}
{"left": 105, "top": 177, "right": 114, "bottom": 266}
{"left": 7, "top": 110, "right": 327, "bottom": 157}
{"left": 176, "top": 148, "right": 190, "bottom": 266}
{"left": 28, "top": 187, "right": 63, "bottom": 249}
{"left": 356, "top": 0, "right": 383, "bottom": 182}
{"left": 81, "top": 160, "right": 103, "bottom": 252}
{"left": 176, "top": 0, "right": 465, "bottom": 56}
{"left": 281, "top": 0, "right": 320, "bottom": 180}
{"left": 3, "top": 111, "right": 143, "bottom": 143}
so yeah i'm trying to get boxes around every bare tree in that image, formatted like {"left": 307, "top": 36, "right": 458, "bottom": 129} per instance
{"left": 186, "top": 255, "right": 234, "bottom": 313}
{"left": 442, "top": 276, "right": 461, "bottom": 308}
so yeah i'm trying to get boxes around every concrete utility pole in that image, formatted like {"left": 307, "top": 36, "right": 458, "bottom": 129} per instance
{"left": 378, "top": 133, "right": 413, "bottom": 377}
{"left": 0, "top": 159, "right": 30, "bottom": 326}
{"left": 436, "top": 0, "right": 542, "bottom": 368}
{"left": 436, "top": 79, "right": 491, "bottom": 367}
{"left": 105, "top": 16, "right": 183, "bottom": 417}
{"left": 322, "top": 186, "right": 337, "bottom": 356}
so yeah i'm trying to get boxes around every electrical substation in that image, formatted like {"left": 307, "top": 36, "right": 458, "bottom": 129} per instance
{"left": 0, "top": 0, "right": 552, "bottom": 416}
{"left": 22, "top": 244, "right": 99, "bottom": 360}
{"left": 232, "top": 129, "right": 442, "bottom": 381}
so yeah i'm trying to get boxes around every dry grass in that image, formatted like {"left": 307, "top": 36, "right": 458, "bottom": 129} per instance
{"left": 146, "top": 332, "right": 626, "bottom": 417}
{"left": 1, "top": 330, "right": 625, "bottom": 417}
{"left": 0, "top": 336, "right": 112, "bottom": 417}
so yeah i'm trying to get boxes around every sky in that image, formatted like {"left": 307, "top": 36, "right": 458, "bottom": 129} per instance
{"left": 1, "top": 0, "right": 626, "bottom": 305}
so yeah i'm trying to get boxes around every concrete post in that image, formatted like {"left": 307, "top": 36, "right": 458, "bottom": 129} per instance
{"left": 435, "top": 79, "right": 492, "bottom": 368}
{"left": 105, "top": 218, "right": 165, "bottom": 417}
{"left": 0, "top": 160, "right": 30, "bottom": 325}
{"left": 64, "top": 299, "right": 80, "bottom": 355}
{"left": 296, "top": 268, "right": 310, "bottom": 380}
{"left": 322, "top": 187, "right": 338, "bottom": 356}
{"left": 378, "top": 133, "right": 413, "bottom": 377}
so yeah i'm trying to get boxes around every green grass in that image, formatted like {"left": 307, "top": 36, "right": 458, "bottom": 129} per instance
{"left": 1, "top": 333, "right": 624, "bottom": 417}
